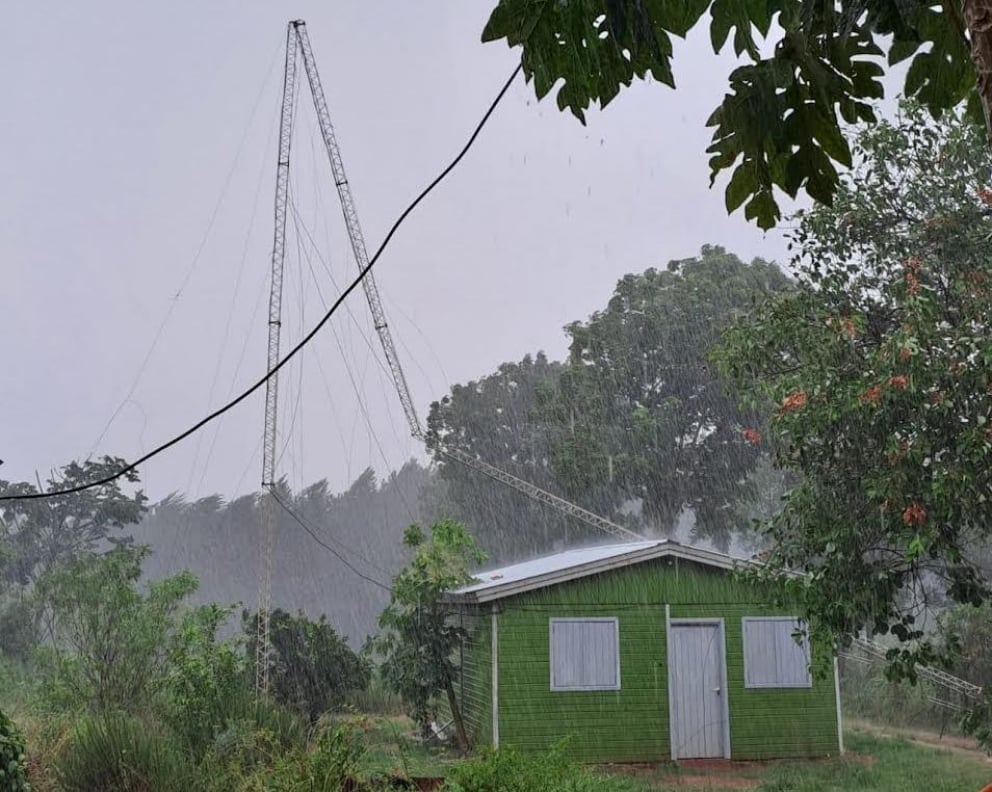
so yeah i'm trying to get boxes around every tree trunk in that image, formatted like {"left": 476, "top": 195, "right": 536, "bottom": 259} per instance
{"left": 964, "top": 0, "right": 992, "bottom": 144}
{"left": 445, "top": 677, "right": 470, "bottom": 754}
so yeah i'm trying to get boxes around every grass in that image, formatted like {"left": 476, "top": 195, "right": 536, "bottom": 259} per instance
{"left": 7, "top": 703, "right": 992, "bottom": 791}
{"left": 321, "top": 717, "right": 992, "bottom": 791}
{"left": 595, "top": 730, "right": 991, "bottom": 791}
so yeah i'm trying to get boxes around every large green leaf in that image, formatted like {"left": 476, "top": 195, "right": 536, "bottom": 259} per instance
{"left": 482, "top": 0, "right": 981, "bottom": 227}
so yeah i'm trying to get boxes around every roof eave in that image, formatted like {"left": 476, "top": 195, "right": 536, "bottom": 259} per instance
{"left": 444, "top": 542, "right": 752, "bottom": 606}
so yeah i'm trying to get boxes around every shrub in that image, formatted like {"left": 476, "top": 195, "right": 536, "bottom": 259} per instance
{"left": 56, "top": 713, "right": 197, "bottom": 792}
{"left": 443, "top": 743, "right": 608, "bottom": 792}
{"left": 308, "top": 722, "right": 366, "bottom": 792}
{"left": 158, "top": 603, "right": 253, "bottom": 757}
{"left": 0, "top": 707, "right": 30, "bottom": 792}
{"left": 34, "top": 545, "right": 198, "bottom": 714}
{"left": 243, "top": 609, "right": 369, "bottom": 724}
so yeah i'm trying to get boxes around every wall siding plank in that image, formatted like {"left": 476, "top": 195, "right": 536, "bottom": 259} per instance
{"left": 465, "top": 557, "right": 839, "bottom": 762}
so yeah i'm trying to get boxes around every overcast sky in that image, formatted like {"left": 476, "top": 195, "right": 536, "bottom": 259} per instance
{"left": 2, "top": 2, "right": 799, "bottom": 502}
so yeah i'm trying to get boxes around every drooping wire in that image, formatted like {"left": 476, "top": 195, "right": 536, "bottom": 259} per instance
{"left": 2, "top": 62, "right": 523, "bottom": 502}
{"left": 87, "top": 37, "right": 285, "bottom": 461}
{"left": 270, "top": 489, "right": 392, "bottom": 592}
{"left": 187, "top": 80, "right": 284, "bottom": 497}
{"left": 287, "top": 194, "right": 417, "bottom": 520}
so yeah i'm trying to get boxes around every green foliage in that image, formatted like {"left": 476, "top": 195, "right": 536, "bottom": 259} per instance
{"left": 443, "top": 743, "right": 631, "bottom": 792}
{"left": 543, "top": 246, "right": 791, "bottom": 548}
{"left": 426, "top": 353, "right": 571, "bottom": 558}
{"left": 307, "top": 722, "right": 367, "bottom": 792}
{"left": 158, "top": 603, "right": 253, "bottom": 757}
{"left": 0, "top": 457, "right": 147, "bottom": 588}
{"left": 715, "top": 102, "right": 992, "bottom": 738}
{"left": 429, "top": 249, "right": 789, "bottom": 551}
{"left": 243, "top": 608, "right": 369, "bottom": 724}
{"left": 943, "top": 603, "right": 992, "bottom": 691}
{"left": 34, "top": 544, "right": 198, "bottom": 713}
{"left": 0, "top": 593, "right": 37, "bottom": 665}
{"left": 377, "top": 520, "right": 484, "bottom": 744}
{"left": 0, "top": 707, "right": 29, "bottom": 792}
{"left": 56, "top": 713, "right": 196, "bottom": 792}
{"left": 840, "top": 657, "right": 959, "bottom": 735}
{"left": 481, "top": 0, "right": 985, "bottom": 228}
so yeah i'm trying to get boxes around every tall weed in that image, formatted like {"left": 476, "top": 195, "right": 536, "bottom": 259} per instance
{"left": 56, "top": 713, "right": 197, "bottom": 792}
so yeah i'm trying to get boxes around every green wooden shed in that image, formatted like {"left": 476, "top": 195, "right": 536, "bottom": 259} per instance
{"left": 444, "top": 539, "right": 842, "bottom": 763}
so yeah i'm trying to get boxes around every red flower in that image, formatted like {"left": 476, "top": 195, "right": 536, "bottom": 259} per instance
{"left": 904, "top": 256, "right": 923, "bottom": 273}
{"left": 861, "top": 384, "right": 883, "bottom": 405}
{"left": 899, "top": 346, "right": 913, "bottom": 362}
{"left": 977, "top": 187, "right": 992, "bottom": 205}
{"left": 780, "top": 390, "right": 808, "bottom": 412}
{"left": 906, "top": 271, "right": 920, "bottom": 296}
{"left": 888, "top": 375, "right": 909, "bottom": 390}
{"left": 742, "top": 428, "right": 762, "bottom": 445}
{"left": 902, "top": 503, "right": 927, "bottom": 527}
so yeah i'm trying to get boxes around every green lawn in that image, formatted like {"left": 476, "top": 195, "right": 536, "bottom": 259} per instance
{"left": 599, "top": 730, "right": 991, "bottom": 791}
{"left": 355, "top": 717, "right": 992, "bottom": 791}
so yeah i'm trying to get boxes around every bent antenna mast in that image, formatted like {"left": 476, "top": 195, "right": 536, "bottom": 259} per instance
{"left": 257, "top": 22, "right": 643, "bottom": 692}
{"left": 291, "top": 21, "right": 643, "bottom": 544}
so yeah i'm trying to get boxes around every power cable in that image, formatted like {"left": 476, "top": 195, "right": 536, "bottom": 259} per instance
{"left": 2, "top": 62, "right": 522, "bottom": 503}
{"left": 290, "top": 199, "right": 417, "bottom": 521}
{"left": 270, "top": 489, "right": 392, "bottom": 592}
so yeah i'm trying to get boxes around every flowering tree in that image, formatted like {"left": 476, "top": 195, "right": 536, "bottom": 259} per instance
{"left": 716, "top": 103, "right": 992, "bottom": 715}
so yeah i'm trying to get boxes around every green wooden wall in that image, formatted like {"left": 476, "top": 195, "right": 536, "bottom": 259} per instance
{"left": 472, "top": 557, "right": 838, "bottom": 762}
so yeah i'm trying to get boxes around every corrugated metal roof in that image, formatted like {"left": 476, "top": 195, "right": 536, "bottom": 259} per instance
{"left": 447, "top": 538, "right": 746, "bottom": 604}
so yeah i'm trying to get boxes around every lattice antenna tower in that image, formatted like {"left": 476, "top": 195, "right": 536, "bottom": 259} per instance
{"left": 290, "top": 21, "right": 643, "bottom": 543}
{"left": 257, "top": 20, "right": 645, "bottom": 694}
{"left": 256, "top": 22, "right": 299, "bottom": 696}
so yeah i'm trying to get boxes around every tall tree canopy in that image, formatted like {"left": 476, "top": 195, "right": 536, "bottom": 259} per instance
{"left": 717, "top": 103, "right": 992, "bottom": 684}
{"left": 482, "top": 0, "right": 992, "bottom": 228}
{"left": 426, "top": 353, "right": 585, "bottom": 558}
{"left": 0, "top": 457, "right": 147, "bottom": 587}
{"left": 429, "top": 246, "right": 790, "bottom": 552}
{"left": 545, "top": 246, "right": 791, "bottom": 548}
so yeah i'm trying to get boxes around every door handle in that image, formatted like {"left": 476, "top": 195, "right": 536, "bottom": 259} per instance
{"left": 712, "top": 687, "right": 722, "bottom": 694}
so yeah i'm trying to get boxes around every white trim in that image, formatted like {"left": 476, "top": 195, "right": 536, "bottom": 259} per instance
{"left": 548, "top": 617, "right": 621, "bottom": 692}
{"left": 741, "top": 616, "right": 813, "bottom": 689}
{"left": 491, "top": 605, "right": 499, "bottom": 748}
{"left": 446, "top": 541, "right": 748, "bottom": 604}
{"left": 668, "top": 618, "right": 732, "bottom": 760}
{"left": 665, "top": 604, "right": 676, "bottom": 761}
{"left": 834, "top": 656, "right": 844, "bottom": 755}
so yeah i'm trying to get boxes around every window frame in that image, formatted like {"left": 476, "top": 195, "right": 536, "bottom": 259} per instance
{"left": 741, "top": 616, "right": 813, "bottom": 689}
{"left": 548, "top": 617, "right": 621, "bottom": 692}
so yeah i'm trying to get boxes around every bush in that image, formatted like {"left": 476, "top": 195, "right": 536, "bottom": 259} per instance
{"left": 56, "top": 713, "right": 197, "bottom": 792}
{"left": 158, "top": 603, "right": 253, "bottom": 757}
{"left": 34, "top": 545, "right": 198, "bottom": 714}
{"left": 244, "top": 609, "right": 369, "bottom": 724}
{"left": 0, "top": 707, "right": 30, "bottom": 792}
{"left": 308, "top": 723, "right": 366, "bottom": 792}
{"left": 443, "top": 743, "right": 612, "bottom": 792}
{"left": 839, "top": 656, "right": 957, "bottom": 734}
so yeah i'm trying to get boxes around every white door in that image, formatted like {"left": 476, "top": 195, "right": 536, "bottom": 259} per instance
{"left": 668, "top": 621, "right": 728, "bottom": 759}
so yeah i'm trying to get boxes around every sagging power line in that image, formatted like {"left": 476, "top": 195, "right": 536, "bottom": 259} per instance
{"left": 0, "top": 37, "right": 521, "bottom": 505}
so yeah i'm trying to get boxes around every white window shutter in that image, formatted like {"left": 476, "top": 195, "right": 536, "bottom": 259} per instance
{"left": 743, "top": 617, "right": 812, "bottom": 688}
{"left": 550, "top": 618, "right": 620, "bottom": 691}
